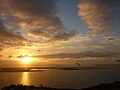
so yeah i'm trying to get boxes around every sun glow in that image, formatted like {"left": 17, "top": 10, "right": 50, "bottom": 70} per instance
{"left": 22, "top": 57, "right": 35, "bottom": 64}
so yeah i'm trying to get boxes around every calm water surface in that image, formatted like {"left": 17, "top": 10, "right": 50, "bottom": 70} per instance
{"left": 0, "top": 65, "right": 120, "bottom": 89}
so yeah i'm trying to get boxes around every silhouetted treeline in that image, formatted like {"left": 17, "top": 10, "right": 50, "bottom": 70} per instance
{"left": 1, "top": 84, "right": 75, "bottom": 90}
{"left": 81, "top": 81, "right": 120, "bottom": 90}
{"left": 1, "top": 81, "right": 120, "bottom": 90}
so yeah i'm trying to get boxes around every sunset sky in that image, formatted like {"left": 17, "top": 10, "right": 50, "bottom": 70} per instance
{"left": 0, "top": 0, "right": 120, "bottom": 66}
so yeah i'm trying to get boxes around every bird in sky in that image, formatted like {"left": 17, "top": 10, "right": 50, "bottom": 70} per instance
{"left": 116, "top": 60, "right": 120, "bottom": 62}
{"left": 8, "top": 55, "right": 12, "bottom": 58}
{"left": 107, "top": 38, "right": 115, "bottom": 41}
{"left": 75, "top": 63, "right": 80, "bottom": 67}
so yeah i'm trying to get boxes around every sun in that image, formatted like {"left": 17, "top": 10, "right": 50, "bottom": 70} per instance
{"left": 22, "top": 57, "right": 35, "bottom": 64}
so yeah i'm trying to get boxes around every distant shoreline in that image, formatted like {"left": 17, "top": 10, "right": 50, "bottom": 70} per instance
{"left": 0, "top": 66, "right": 106, "bottom": 72}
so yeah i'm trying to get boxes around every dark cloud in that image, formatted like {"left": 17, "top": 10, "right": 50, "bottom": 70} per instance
{"left": 78, "top": 0, "right": 120, "bottom": 34}
{"left": 0, "top": 0, "right": 10, "bottom": 15}
{"left": 27, "top": 29, "right": 51, "bottom": 41}
{"left": 33, "top": 51, "right": 120, "bottom": 59}
{"left": 16, "top": 55, "right": 24, "bottom": 58}
{"left": 0, "top": 21, "right": 36, "bottom": 52}
{"left": 0, "top": 0, "right": 76, "bottom": 43}
{"left": 0, "top": 0, "right": 63, "bottom": 32}
{"left": 0, "top": 47, "right": 3, "bottom": 52}
{"left": 0, "top": 22, "right": 25, "bottom": 40}
{"left": 0, "top": 21, "right": 28, "bottom": 46}
{"left": 27, "top": 28, "right": 77, "bottom": 42}
{"left": 104, "top": 44, "right": 120, "bottom": 52}
{"left": 8, "top": 55, "right": 12, "bottom": 58}
{"left": 11, "top": 0, "right": 58, "bottom": 17}
{"left": 51, "top": 30, "right": 77, "bottom": 41}
{"left": 0, "top": 55, "right": 2, "bottom": 57}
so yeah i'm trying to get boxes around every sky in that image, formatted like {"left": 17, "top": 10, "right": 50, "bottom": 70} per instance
{"left": 0, "top": 0, "right": 120, "bottom": 66}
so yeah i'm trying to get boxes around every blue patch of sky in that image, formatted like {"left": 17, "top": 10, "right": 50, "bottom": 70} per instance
{"left": 57, "top": 0, "right": 88, "bottom": 34}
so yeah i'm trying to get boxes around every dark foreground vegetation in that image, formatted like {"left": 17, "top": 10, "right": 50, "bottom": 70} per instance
{"left": 81, "top": 81, "right": 120, "bottom": 90}
{"left": 1, "top": 84, "right": 75, "bottom": 90}
{"left": 1, "top": 81, "right": 120, "bottom": 90}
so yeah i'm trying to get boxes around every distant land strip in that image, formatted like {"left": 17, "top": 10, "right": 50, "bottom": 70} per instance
{"left": 0, "top": 66, "right": 106, "bottom": 72}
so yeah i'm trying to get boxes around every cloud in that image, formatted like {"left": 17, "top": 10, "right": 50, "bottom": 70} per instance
{"left": 27, "top": 29, "right": 51, "bottom": 41}
{"left": 0, "top": 47, "right": 3, "bottom": 52}
{"left": 0, "top": 54, "right": 2, "bottom": 57}
{"left": 0, "top": 0, "right": 77, "bottom": 43}
{"left": 0, "top": 0, "right": 63, "bottom": 31}
{"left": 51, "top": 29, "right": 77, "bottom": 41}
{"left": 33, "top": 51, "right": 120, "bottom": 59}
{"left": 0, "top": 22, "right": 24, "bottom": 40}
{"left": 27, "top": 28, "right": 77, "bottom": 42}
{"left": 78, "top": 0, "right": 120, "bottom": 34}
{"left": 11, "top": 0, "right": 57, "bottom": 17}
{"left": 0, "top": 21, "right": 28, "bottom": 46}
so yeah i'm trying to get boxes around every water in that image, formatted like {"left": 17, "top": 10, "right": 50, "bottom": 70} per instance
{"left": 0, "top": 65, "right": 120, "bottom": 89}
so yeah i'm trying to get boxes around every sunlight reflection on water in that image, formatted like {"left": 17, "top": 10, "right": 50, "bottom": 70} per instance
{"left": 21, "top": 72, "right": 29, "bottom": 85}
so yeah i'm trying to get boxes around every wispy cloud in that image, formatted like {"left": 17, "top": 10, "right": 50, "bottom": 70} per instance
{"left": 78, "top": 0, "right": 120, "bottom": 34}
{"left": 0, "top": 22, "right": 28, "bottom": 45}
{"left": 33, "top": 51, "right": 120, "bottom": 59}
